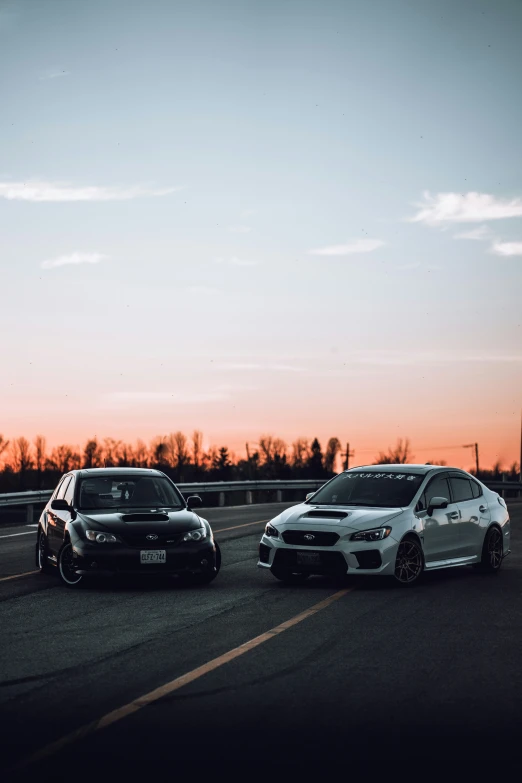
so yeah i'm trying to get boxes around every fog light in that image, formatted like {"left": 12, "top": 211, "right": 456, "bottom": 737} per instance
{"left": 90, "top": 561, "right": 98, "bottom": 569}
{"left": 200, "top": 558, "right": 208, "bottom": 567}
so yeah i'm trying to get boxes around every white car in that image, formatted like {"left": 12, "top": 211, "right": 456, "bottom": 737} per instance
{"left": 258, "top": 464, "right": 510, "bottom": 586}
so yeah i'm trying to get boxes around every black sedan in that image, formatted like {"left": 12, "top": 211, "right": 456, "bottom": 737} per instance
{"left": 36, "top": 468, "right": 221, "bottom": 587}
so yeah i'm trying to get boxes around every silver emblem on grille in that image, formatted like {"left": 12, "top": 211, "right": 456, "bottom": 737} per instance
{"left": 304, "top": 534, "right": 315, "bottom": 541}
{"left": 146, "top": 534, "right": 158, "bottom": 541}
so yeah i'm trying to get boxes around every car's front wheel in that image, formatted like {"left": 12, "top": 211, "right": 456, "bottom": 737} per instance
{"left": 393, "top": 536, "right": 424, "bottom": 587}
{"left": 184, "top": 542, "right": 222, "bottom": 586}
{"left": 475, "top": 526, "right": 503, "bottom": 574}
{"left": 58, "top": 541, "right": 84, "bottom": 588}
{"left": 35, "top": 528, "right": 52, "bottom": 574}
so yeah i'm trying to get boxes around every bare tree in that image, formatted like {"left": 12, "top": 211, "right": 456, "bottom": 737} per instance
{"left": 10, "top": 438, "right": 33, "bottom": 486}
{"left": 324, "top": 437, "right": 341, "bottom": 474}
{"left": 102, "top": 438, "right": 122, "bottom": 467}
{"left": 259, "top": 435, "right": 274, "bottom": 466}
{"left": 134, "top": 439, "right": 149, "bottom": 467}
{"left": 0, "top": 434, "right": 10, "bottom": 467}
{"left": 291, "top": 438, "right": 310, "bottom": 468}
{"left": 34, "top": 435, "right": 47, "bottom": 487}
{"left": 150, "top": 436, "right": 169, "bottom": 466}
{"left": 374, "top": 438, "right": 414, "bottom": 464}
{"left": 192, "top": 430, "right": 203, "bottom": 469}
{"left": 47, "top": 445, "right": 80, "bottom": 473}
{"left": 82, "top": 438, "right": 103, "bottom": 469}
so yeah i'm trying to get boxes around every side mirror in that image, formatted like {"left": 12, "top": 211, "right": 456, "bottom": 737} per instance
{"left": 427, "top": 496, "right": 449, "bottom": 516}
{"left": 51, "top": 498, "right": 72, "bottom": 512}
{"left": 305, "top": 492, "right": 315, "bottom": 502}
{"left": 186, "top": 495, "right": 202, "bottom": 509}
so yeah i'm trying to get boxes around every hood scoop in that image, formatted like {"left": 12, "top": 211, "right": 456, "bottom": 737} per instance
{"left": 120, "top": 513, "right": 170, "bottom": 523}
{"left": 302, "top": 509, "right": 349, "bottom": 520}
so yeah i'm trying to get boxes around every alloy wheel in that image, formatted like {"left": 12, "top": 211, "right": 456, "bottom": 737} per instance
{"left": 58, "top": 542, "right": 83, "bottom": 586}
{"left": 37, "top": 531, "right": 47, "bottom": 570}
{"left": 487, "top": 527, "right": 502, "bottom": 570}
{"left": 394, "top": 539, "right": 423, "bottom": 584}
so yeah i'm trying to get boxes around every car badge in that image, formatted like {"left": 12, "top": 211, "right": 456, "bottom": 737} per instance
{"left": 304, "top": 534, "right": 315, "bottom": 541}
{"left": 146, "top": 534, "right": 158, "bottom": 541}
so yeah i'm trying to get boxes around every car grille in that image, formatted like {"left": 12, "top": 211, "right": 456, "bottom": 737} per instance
{"left": 273, "top": 549, "right": 347, "bottom": 575}
{"left": 282, "top": 530, "right": 340, "bottom": 547}
{"left": 121, "top": 532, "right": 184, "bottom": 548}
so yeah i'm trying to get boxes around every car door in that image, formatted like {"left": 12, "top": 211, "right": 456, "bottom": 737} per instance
{"left": 449, "top": 473, "right": 490, "bottom": 558}
{"left": 417, "top": 473, "right": 461, "bottom": 562}
{"left": 47, "top": 475, "right": 72, "bottom": 555}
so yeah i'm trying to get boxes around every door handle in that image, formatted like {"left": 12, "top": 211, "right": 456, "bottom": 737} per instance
{"left": 449, "top": 511, "right": 459, "bottom": 520}
{"left": 479, "top": 505, "right": 487, "bottom": 513}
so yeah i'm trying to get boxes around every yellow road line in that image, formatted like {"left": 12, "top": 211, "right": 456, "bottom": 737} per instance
{"left": 10, "top": 587, "right": 353, "bottom": 774}
{"left": 215, "top": 518, "right": 270, "bottom": 533}
{"left": 0, "top": 570, "right": 39, "bottom": 583}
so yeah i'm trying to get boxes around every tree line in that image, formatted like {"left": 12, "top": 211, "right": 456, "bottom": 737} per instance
{"left": 0, "top": 433, "right": 518, "bottom": 492}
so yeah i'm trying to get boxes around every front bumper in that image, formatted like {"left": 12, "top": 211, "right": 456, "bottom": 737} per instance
{"left": 258, "top": 533, "right": 399, "bottom": 577}
{"left": 71, "top": 540, "right": 218, "bottom": 577}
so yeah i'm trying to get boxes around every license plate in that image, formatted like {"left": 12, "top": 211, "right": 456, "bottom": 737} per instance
{"left": 140, "top": 550, "right": 166, "bottom": 564}
{"left": 296, "top": 551, "right": 321, "bottom": 565}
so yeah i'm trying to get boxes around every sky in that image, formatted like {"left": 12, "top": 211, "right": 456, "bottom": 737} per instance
{"left": 1, "top": 0, "right": 521, "bottom": 470}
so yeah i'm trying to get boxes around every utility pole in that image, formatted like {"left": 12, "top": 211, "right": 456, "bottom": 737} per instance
{"left": 342, "top": 443, "right": 355, "bottom": 471}
{"left": 462, "top": 443, "right": 479, "bottom": 476}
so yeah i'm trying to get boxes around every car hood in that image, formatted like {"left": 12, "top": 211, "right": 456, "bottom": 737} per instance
{"left": 75, "top": 507, "right": 202, "bottom": 533}
{"left": 273, "top": 503, "right": 404, "bottom": 531}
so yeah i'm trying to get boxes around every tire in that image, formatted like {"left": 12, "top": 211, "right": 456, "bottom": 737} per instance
{"left": 35, "top": 528, "right": 53, "bottom": 574}
{"left": 393, "top": 536, "right": 424, "bottom": 587}
{"left": 57, "top": 541, "right": 84, "bottom": 588}
{"left": 475, "top": 526, "right": 503, "bottom": 574}
{"left": 184, "top": 542, "right": 221, "bottom": 586}
{"left": 270, "top": 567, "right": 310, "bottom": 585}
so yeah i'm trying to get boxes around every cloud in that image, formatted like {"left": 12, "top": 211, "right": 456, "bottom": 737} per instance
{"left": 355, "top": 351, "right": 522, "bottom": 366}
{"left": 396, "top": 263, "right": 421, "bottom": 270}
{"left": 409, "top": 191, "right": 522, "bottom": 225}
{"left": 0, "top": 180, "right": 181, "bottom": 202}
{"left": 41, "top": 252, "right": 109, "bottom": 269}
{"left": 228, "top": 225, "right": 251, "bottom": 233}
{"left": 454, "top": 225, "right": 490, "bottom": 241}
{"left": 100, "top": 384, "right": 257, "bottom": 409}
{"left": 39, "top": 68, "right": 69, "bottom": 80}
{"left": 490, "top": 240, "right": 522, "bottom": 257}
{"left": 215, "top": 363, "right": 306, "bottom": 372}
{"left": 308, "top": 239, "right": 385, "bottom": 256}
{"left": 241, "top": 209, "right": 257, "bottom": 217}
{"left": 213, "top": 256, "right": 258, "bottom": 267}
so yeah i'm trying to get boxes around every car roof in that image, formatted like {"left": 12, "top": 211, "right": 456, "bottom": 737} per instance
{"left": 347, "top": 464, "right": 450, "bottom": 475}
{"left": 74, "top": 468, "right": 164, "bottom": 478}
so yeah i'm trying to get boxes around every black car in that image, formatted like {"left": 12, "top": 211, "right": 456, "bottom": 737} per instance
{"left": 36, "top": 468, "right": 221, "bottom": 587}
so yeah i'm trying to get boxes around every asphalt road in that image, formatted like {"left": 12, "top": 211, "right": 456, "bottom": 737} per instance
{"left": 1, "top": 501, "right": 521, "bottom": 778}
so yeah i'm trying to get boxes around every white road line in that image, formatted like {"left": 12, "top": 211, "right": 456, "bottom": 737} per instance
{"left": 0, "top": 531, "right": 36, "bottom": 539}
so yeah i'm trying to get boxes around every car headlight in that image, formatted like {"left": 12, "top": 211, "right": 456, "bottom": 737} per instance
{"left": 350, "top": 526, "right": 392, "bottom": 542}
{"left": 85, "top": 530, "right": 119, "bottom": 543}
{"left": 265, "top": 523, "right": 279, "bottom": 538}
{"left": 183, "top": 527, "right": 207, "bottom": 542}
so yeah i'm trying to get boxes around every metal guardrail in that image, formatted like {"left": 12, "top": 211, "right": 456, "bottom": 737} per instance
{"left": 0, "top": 480, "right": 328, "bottom": 523}
{"left": 0, "top": 478, "right": 520, "bottom": 524}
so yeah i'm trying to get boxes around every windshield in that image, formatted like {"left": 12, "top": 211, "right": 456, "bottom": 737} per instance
{"left": 77, "top": 476, "right": 184, "bottom": 510}
{"left": 309, "top": 471, "right": 424, "bottom": 508}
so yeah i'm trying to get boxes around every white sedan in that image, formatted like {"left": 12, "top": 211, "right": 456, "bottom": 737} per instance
{"left": 258, "top": 464, "right": 510, "bottom": 586}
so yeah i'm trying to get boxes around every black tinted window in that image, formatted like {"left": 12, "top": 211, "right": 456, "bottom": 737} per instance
{"left": 57, "top": 477, "right": 71, "bottom": 500}
{"left": 418, "top": 476, "right": 451, "bottom": 510}
{"left": 471, "top": 480, "right": 482, "bottom": 499}
{"left": 310, "top": 471, "right": 423, "bottom": 508}
{"left": 450, "top": 477, "right": 474, "bottom": 502}
{"left": 64, "top": 478, "right": 75, "bottom": 505}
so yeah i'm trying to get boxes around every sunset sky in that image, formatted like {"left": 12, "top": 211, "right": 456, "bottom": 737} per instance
{"left": 1, "top": 0, "right": 521, "bottom": 470}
